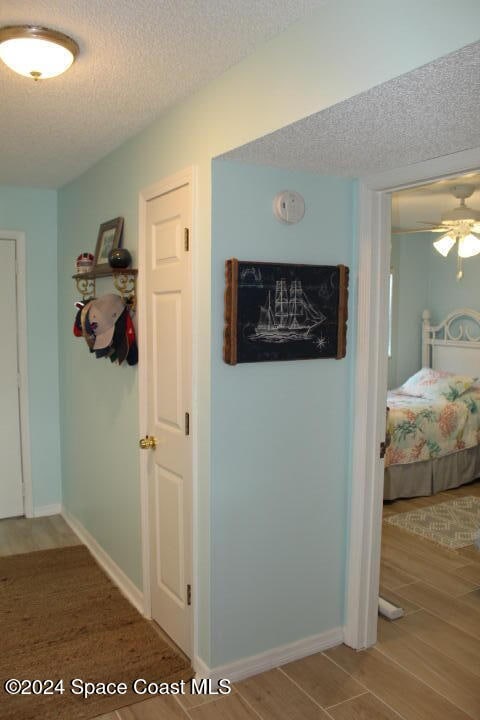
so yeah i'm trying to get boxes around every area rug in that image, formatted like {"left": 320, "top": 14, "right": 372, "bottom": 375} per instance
{"left": 0, "top": 545, "right": 193, "bottom": 720}
{"left": 384, "top": 495, "right": 480, "bottom": 549}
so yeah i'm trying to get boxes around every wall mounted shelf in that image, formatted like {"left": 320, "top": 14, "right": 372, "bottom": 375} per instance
{"left": 72, "top": 268, "right": 138, "bottom": 308}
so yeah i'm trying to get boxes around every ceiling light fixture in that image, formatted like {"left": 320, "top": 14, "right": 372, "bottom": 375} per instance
{"left": 0, "top": 25, "right": 79, "bottom": 80}
{"left": 432, "top": 234, "right": 456, "bottom": 258}
{"left": 458, "top": 233, "right": 480, "bottom": 258}
{"left": 428, "top": 185, "right": 480, "bottom": 280}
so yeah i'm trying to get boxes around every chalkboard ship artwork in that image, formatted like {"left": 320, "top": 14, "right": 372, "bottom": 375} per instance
{"left": 253, "top": 280, "right": 326, "bottom": 343}
{"left": 224, "top": 259, "right": 349, "bottom": 364}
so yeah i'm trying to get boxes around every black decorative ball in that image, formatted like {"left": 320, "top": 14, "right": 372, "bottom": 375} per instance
{"left": 108, "top": 248, "right": 132, "bottom": 269}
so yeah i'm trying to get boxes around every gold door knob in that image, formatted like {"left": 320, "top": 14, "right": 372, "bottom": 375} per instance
{"left": 139, "top": 435, "right": 157, "bottom": 450}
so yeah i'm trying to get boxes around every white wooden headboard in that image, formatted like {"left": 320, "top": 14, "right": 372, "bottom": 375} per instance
{"left": 422, "top": 308, "right": 480, "bottom": 376}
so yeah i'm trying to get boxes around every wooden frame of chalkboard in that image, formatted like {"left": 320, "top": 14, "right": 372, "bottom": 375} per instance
{"left": 224, "top": 259, "right": 349, "bottom": 364}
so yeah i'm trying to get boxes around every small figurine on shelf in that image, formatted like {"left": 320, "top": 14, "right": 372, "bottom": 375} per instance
{"left": 75, "top": 252, "right": 94, "bottom": 274}
{"left": 108, "top": 248, "right": 132, "bottom": 269}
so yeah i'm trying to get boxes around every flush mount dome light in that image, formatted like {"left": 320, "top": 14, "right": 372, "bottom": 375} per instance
{"left": 0, "top": 25, "right": 79, "bottom": 80}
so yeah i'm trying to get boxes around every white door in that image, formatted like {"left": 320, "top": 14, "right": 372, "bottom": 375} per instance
{"left": 0, "top": 239, "right": 24, "bottom": 518}
{"left": 143, "top": 181, "right": 193, "bottom": 656}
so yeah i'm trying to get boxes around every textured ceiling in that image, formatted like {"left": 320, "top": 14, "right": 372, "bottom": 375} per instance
{"left": 223, "top": 41, "right": 480, "bottom": 178}
{"left": 0, "top": 0, "right": 321, "bottom": 188}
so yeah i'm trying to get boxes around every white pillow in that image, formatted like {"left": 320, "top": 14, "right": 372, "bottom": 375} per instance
{"left": 398, "top": 367, "right": 477, "bottom": 401}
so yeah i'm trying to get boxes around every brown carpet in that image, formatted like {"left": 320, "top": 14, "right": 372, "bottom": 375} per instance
{"left": 0, "top": 545, "right": 193, "bottom": 720}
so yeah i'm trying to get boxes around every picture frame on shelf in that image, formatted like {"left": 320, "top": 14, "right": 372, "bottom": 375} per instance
{"left": 94, "top": 217, "right": 124, "bottom": 270}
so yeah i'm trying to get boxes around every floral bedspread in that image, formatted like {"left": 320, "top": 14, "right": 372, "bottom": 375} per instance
{"left": 385, "top": 388, "right": 480, "bottom": 467}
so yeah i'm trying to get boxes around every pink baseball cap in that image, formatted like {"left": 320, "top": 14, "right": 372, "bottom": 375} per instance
{"left": 88, "top": 294, "right": 125, "bottom": 350}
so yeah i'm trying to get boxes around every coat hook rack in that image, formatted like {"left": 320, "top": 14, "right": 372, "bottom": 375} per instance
{"left": 72, "top": 267, "right": 138, "bottom": 309}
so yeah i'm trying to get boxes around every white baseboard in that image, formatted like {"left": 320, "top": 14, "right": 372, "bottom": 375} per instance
{"left": 34, "top": 503, "right": 62, "bottom": 517}
{"left": 62, "top": 507, "right": 144, "bottom": 616}
{"left": 60, "top": 506, "right": 343, "bottom": 682}
{"left": 193, "top": 655, "right": 211, "bottom": 678}
{"left": 195, "top": 626, "right": 344, "bottom": 684}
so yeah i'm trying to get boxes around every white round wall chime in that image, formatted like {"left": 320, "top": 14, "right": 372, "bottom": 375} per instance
{"left": 273, "top": 190, "right": 305, "bottom": 224}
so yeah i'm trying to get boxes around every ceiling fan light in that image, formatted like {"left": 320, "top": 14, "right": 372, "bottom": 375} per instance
{"left": 458, "top": 234, "right": 480, "bottom": 258}
{"left": 0, "top": 26, "right": 78, "bottom": 79}
{"left": 433, "top": 233, "right": 455, "bottom": 257}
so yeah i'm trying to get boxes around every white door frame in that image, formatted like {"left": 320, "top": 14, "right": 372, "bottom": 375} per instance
{"left": 0, "top": 230, "right": 33, "bottom": 518}
{"left": 344, "top": 146, "right": 480, "bottom": 649}
{"left": 137, "top": 167, "right": 198, "bottom": 660}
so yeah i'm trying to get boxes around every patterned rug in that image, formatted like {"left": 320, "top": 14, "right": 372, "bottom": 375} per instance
{"left": 384, "top": 496, "right": 480, "bottom": 549}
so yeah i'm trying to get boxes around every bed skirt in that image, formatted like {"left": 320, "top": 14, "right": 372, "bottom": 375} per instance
{"left": 384, "top": 444, "right": 480, "bottom": 501}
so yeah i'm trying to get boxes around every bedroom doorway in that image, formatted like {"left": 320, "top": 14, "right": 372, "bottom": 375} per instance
{"left": 345, "top": 147, "right": 480, "bottom": 650}
{"left": 380, "top": 178, "right": 480, "bottom": 630}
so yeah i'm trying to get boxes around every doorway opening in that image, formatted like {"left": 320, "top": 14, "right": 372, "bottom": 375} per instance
{"left": 381, "top": 173, "right": 480, "bottom": 629}
{"left": 346, "top": 148, "right": 480, "bottom": 649}
{"left": 0, "top": 231, "right": 32, "bottom": 520}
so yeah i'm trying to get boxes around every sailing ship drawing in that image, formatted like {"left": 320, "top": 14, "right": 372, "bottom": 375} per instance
{"left": 252, "top": 279, "right": 326, "bottom": 343}
{"left": 223, "top": 260, "right": 348, "bottom": 364}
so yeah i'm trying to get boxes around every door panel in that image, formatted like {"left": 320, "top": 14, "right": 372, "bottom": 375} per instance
{"left": 145, "top": 182, "right": 192, "bottom": 655}
{"left": 0, "top": 240, "right": 23, "bottom": 519}
{"left": 155, "top": 466, "right": 184, "bottom": 603}
{"left": 153, "top": 216, "right": 182, "bottom": 266}
{"left": 154, "top": 291, "right": 182, "bottom": 429}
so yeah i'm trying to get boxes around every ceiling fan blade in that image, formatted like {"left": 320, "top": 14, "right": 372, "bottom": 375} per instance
{"left": 416, "top": 221, "right": 444, "bottom": 227}
{"left": 391, "top": 228, "right": 441, "bottom": 235}
{"left": 412, "top": 221, "right": 450, "bottom": 232}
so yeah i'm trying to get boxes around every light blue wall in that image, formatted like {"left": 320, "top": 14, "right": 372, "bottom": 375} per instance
{"left": 0, "top": 187, "right": 61, "bottom": 510}
{"left": 428, "top": 239, "right": 480, "bottom": 319}
{"left": 58, "top": 185, "right": 142, "bottom": 588}
{"left": 390, "top": 232, "right": 480, "bottom": 387}
{"left": 389, "top": 233, "right": 430, "bottom": 387}
{"left": 211, "top": 161, "right": 354, "bottom": 664}
{"left": 56, "top": 1, "right": 480, "bottom": 668}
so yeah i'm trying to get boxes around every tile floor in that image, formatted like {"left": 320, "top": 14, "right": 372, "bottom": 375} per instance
{"left": 94, "top": 481, "right": 480, "bottom": 720}
{"left": 2, "top": 483, "right": 479, "bottom": 720}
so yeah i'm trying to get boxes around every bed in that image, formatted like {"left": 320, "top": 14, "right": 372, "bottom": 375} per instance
{"left": 384, "top": 308, "right": 480, "bottom": 500}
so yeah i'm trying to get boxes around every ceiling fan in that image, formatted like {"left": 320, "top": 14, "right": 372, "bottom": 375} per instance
{"left": 393, "top": 184, "right": 480, "bottom": 279}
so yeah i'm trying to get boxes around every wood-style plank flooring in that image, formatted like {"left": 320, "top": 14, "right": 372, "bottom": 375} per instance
{"left": 94, "top": 480, "right": 480, "bottom": 720}
{"left": 2, "top": 484, "right": 480, "bottom": 720}
{"left": 0, "top": 513, "right": 80, "bottom": 556}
